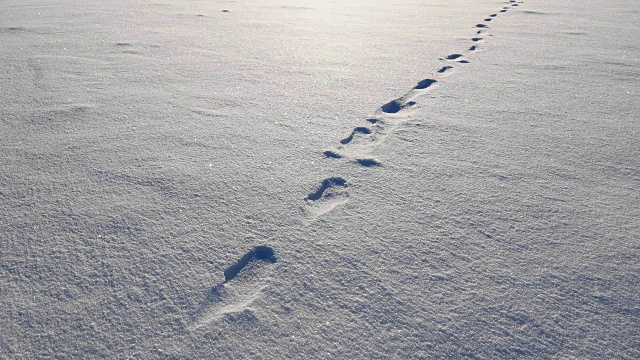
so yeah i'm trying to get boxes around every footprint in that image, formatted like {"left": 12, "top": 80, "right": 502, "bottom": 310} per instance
{"left": 484, "top": 18, "right": 493, "bottom": 21}
{"left": 476, "top": 24, "right": 488, "bottom": 28}
{"left": 500, "top": 9, "right": 508, "bottom": 12}
{"left": 224, "top": 246, "right": 277, "bottom": 283}
{"left": 341, "top": 127, "right": 372, "bottom": 144}
{"left": 413, "top": 79, "right": 437, "bottom": 90}
{"left": 444, "top": 53, "right": 463, "bottom": 60}
{"left": 323, "top": 150, "right": 343, "bottom": 159}
{"left": 306, "top": 177, "right": 347, "bottom": 201}
{"left": 469, "top": 45, "right": 478, "bottom": 51}
{"left": 189, "top": 279, "right": 269, "bottom": 330}
{"left": 189, "top": 246, "right": 277, "bottom": 330}
{"left": 489, "top": 14, "right": 498, "bottom": 17}
{"left": 355, "top": 158, "right": 381, "bottom": 167}
{"left": 471, "top": 37, "right": 483, "bottom": 42}
{"left": 304, "top": 177, "right": 349, "bottom": 217}
{"left": 380, "top": 99, "right": 416, "bottom": 114}
{"left": 437, "top": 65, "right": 453, "bottom": 73}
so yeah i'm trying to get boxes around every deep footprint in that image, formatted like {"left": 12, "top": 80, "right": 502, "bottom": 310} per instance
{"left": 380, "top": 99, "right": 416, "bottom": 114}
{"left": 414, "top": 79, "right": 437, "bottom": 90}
{"left": 224, "top": 246, "right": 277, "bottom": 283}
{"left": 323, "top": 150, "right": 343, "bottom": 159}
{"left": 306, "top": 177, "right": 348, "bottom": 201}
{"left": 438, "top": 66, "right": 453, "bottom": 73}
{"left": 340, "top": 127, "right": 372, "bottom": 144}
{"left": 356, "top": 158, "right": 381, "bottom": 167}
{"left": 445, "top": 53, "right": 463, "bottom": 60}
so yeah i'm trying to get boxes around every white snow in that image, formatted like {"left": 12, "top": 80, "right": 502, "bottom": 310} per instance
{"left": 1, "top": 0, "right": 638, "bottom": 358}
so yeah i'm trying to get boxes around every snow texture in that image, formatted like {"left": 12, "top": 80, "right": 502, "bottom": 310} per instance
{"left": 1, "top": 0, "right": 639, "bottom": 358}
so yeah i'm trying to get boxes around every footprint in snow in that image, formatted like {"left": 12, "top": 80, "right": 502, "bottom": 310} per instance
{"left": 414, "top": 78, "right": 438, "bottom": 90}
{"left": 437, "top": 65, "right": 453, "bottom": 74}
{"left": 189, "top": 246, "right": 277, "bottom": 330}
{"left": 340, "top": 127, "right": 372, "bottom": 145}
{"left": 303, "top": 177, "right": 349, "bottom": 218}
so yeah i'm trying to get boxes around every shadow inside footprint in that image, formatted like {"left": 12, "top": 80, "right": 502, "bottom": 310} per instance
{"left": 340, "top": 127, "right": 372, "bottom": 144}
{"left": 224, "top": 246, "right": 277, "bottom": 283}
{"left": 381, "top": 100, "right": 402, "bottom": 114}
{"left": 356, "top": 158, "right": 381, "bottom": 167}
{"left": 414, "top": 79, "right": 437, "bottom": 90}
{"left": 445, "top": 53, "right": 463, "bottom": 60}
{"left": 306, "top": 177, "right": 348, "bottom": 201}
{"left": 323, "top": 150, "right": 343, "bottom": 159}
{"left": 438, "top": 65, "right": 453, "bottom": 73}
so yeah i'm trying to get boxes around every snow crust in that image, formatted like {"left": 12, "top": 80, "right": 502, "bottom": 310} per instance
{"left": 1, "top": 0, "right": 638, "bottom": 358}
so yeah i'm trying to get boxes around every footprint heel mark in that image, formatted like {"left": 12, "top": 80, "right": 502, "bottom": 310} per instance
{"left": 356, "top": 158, "right": 381, "bottom": 167}
{"left": 224, "top": 246, "right": 277, "bottom": 283}
{"left": 340, "top": 127, "right": 372, "bottom": 144}
{"left": 304, "top": 177, "right": 349, "bottom": 218}
{"left": 413, "top": 79, "right": 438, "bottom": 90}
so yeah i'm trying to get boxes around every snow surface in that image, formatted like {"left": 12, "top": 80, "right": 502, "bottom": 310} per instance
{"left": 1, "top": 0, "right": 639, "bottom": 358}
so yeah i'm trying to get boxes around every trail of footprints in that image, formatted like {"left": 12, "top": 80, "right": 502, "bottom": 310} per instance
{"left": 191, "top": 1, "right": 523, "bottom": 330}
{"left": 304, "top": 1, "right": 523, "bottom": 218}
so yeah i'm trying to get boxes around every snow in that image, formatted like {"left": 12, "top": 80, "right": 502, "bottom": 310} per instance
{"left": 1, "top": 0, "right": 638, "bottom": 358}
